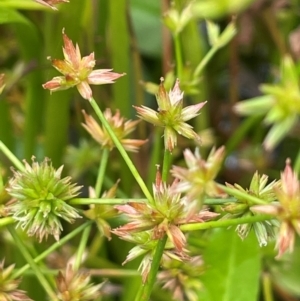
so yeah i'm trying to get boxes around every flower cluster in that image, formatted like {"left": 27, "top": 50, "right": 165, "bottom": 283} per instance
{"left": 171, "top": 146, "right": 226, "bottom": 208}
{"left": 81, "top": 109, "right": 147, "bottom": 152}
{"left": 56, "top": 264, "right": 103, "bottom": 301}
{"left": 234, "top": 56, "right": 300, "bottom": 150}
{"left": 158, "top": 256, "right": 204, "bottom": 301}
{"left": 84, "top": 182, "right": 119, "bottom": 240}
{"left": 252, "top": 160, "right": 300, "bottom": 258}
{"left": 6, "top": 158, "right": 82, "bottom": 242}
{"left": 134, "top": 79, "right": 206, "bottom": 151}
{"left": 112, "top": 170, "right": 218, "bottom": 281}
{"left": 43, "top": 31, "right": 125, "bottom": 100}
{"left": 224, "top": 171, "right": 280, "bottom": 247}
{"left": 0, "top": 259, "right": 32, "bottom": 301}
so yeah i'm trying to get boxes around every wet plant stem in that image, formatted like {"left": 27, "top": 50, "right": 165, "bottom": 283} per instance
{"left": 89, "top": 97, "right": 154, "bottom": 204}
{"left": 95, "top": 148, "right": 109, "bottom": 197}
{"left": 0, "top": 140, "right": 25, "bottom": 171}
{"left": 12, "top": 221, "right": 93, "bottom": 279}
{"left": 134, "top": 235, "right": 168, "bottom": 301}
{"left": 8, "top": 226, "right": 58, "bottom": 301}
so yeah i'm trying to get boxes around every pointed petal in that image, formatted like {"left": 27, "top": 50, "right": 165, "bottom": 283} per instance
{"left": 62, "top": 31, "right": 81, "bottom": 68}
{"left": 133, "top": 105, "right": 162, "bottom": 126}
{"left": 76, "top": 81, "right": 92, "bottom": 100}
{"left": 88, "top": 69, "right": 125, "bottom": 85}
{"left": 181, "top": 101, "right": 207, "bottom": 121}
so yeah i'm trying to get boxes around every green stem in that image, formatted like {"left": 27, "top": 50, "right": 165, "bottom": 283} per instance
{"left": 218, "top": 184, "right": 267, "bottom": 205}
{"left": 0, "top": 217, "right": 15, "bottom": 228}
{"left": 193, "top": 44, "right": 219, "bottom": 78}
{"left": 162, "top": 149, "right": 171, "bottom": 182}
{"left": 69, "top": 198, "right": 147, "bottom": 205}
{"left": 204, "top": 198, "right": 236, "bottom": 205}
{"left": 89, "top": 98, "right": 154, "bottom": 204}
{"left": 69, "top": 197, "right": 237, "bottom": 206}
{"left": 12, "top": 221, "right": 93, "bottom": 279}
{"left": 95, "top": 148, "right": 109, "bottom": 197}
{"left": 180, "top": 214, "right": 273, "bottom": 231}
{"left": 8, "top": 226, "right": 58, "bottom": 301}
{"left": 134, "top": 235, "right": 168, "bottom": 301}
{"left": 262, "top": 272, "right": 274, "bottom": 301}
{"left": 74, "top": 224, "right": 92, "bottom": 271}
{"left": 0, "top": 140, "right": 25, "bottom": 171}
{"left": 294, "top": 149, "right": 300, "bottom": 176}
{"left": 174, "top": 34, "right": 183, "bottom": 78}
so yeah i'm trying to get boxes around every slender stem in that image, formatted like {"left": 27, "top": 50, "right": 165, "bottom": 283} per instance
{"left": 8, "top": 226, "right": 58, "bottom": 301}
{"left": 293, "top": 149, "right": 300, "bottom": 176}
{"left": 13, "top": 221, "right": 93, "bottom": 279}
{"left": 218, "top": 184, "right": 267, "bottom": 205}
{"left": 69, "top": 198, "right": 147, "bottom": 205}
{"left": 95, "top": 148, "right": 109, "bottom": 197}
{"left": 0, "top": 140, "right": 25, "bottom": 171}
{"left": 204, "top": 198, "right": 236, "bottom": 205}
{"left": 180, "top": 214, "right": 273, "bottom": 231}
{"left": 74, "top": 224, "right": 92, "bottom": 271}
{"left": 89, "top": 268, "right": 140, "bottom": 277}
{"left": 69, "top": 197, "right": 237, "bottom": 206}
{"left": 262, "top": 272, "right": 274, "bottom": 301}
{"left": 162, "top": 149, "right": 171, "bottom": 182}
{"left": 174, "top": 34, "right": 183, "bottom": 79}
{"left": 0, "top": 217, "right": 15, "bottom": 228}
{"left": 134, "top": 235, "right": 168, "bottom": 301}
{"left": 89, "top": 98, "right": 154, "bottom": 204}
{"left": 193, "top": 44, "right": 219, "bottom": 78}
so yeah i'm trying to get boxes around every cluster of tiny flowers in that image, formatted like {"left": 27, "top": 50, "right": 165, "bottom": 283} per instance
{"left": 251, "top": 160, "right": 300, "bottom": 258}
{"left": 158, "top": 256, "right": 204, "bottom": 301}
{"left": 6, "top": 158, "right": 82, "bottom": 242}
{"left": 43, "top": 30, "right": 125, "bottom": 100}
{"left": 171, "top": 146, "right": 226, "bottom": 209}
{"left": 223, "top": 172, "right": 280, "bottom": 247}
{"left": 112, "top": 170, "right": 218, "bottom": 281}
{"left": 56, "top": 264, "right": 104, "bottom": 301}
{"left": 0, "top": 259, "right": 32, "bottom": 301}
{"left": 134, "top": 78, "right": 206, "bottom": 151}
{"left": 81, "top": 109, "right": 147, "bottom": 152}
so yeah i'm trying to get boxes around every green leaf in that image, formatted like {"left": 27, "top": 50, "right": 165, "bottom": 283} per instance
{"left": 130, "top": 0, "right": 162, "bottom": 58}
{"left": 200, "top": 228, "right": 261, "bottom": 301}
{"left": 270, "top": 238, "right": 300, "bottom": 296}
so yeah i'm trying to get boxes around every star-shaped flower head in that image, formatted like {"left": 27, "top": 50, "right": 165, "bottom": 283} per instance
{"left": 43, "top": 30, "right": 125, "bottom": 100}
{"left": 171, "top": 146, "right": 226, "bottom": 208}
{"left": 81, "top": 109, "right": 147, "bottom": 152}
{"left": 6, "top": 157, "right": 82, "bottom": 242}
{"left": 56, "top": 264, "right": 104, "bottom": 301}
{"left": 252, "top": 159, "right": 300, "bottom": 258}
{"left": 134, "top": 78, "right": 206, "bottom": 151}
{"left": 234, "top": 56, "right": 300, "bottom": 150}
{"left": 0, "top": 259, "right": 32, "bottom": 301}
{"left": 112, "top": 170, "right": 218, "bottom": 253}
{"left": 225, "top": 171, "right": 279, "bottom": 247}
{"left": 35, "top": 0, "right": 69, "bottom": 11}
